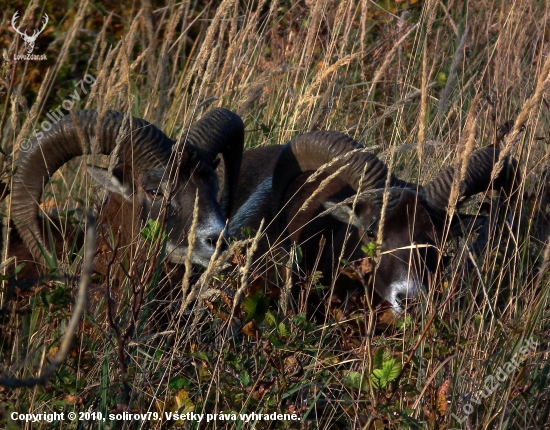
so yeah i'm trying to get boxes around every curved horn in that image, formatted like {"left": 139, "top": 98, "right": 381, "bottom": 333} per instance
{"left": 182, "top": 108, "right": 244, "bottom": 218}
{"left": 11, "top": 110, "right": 175, "bottom": 268}
{"left": 271, "top": 131, "right": 392, "bottom": 213}
{"left": 422, "top": 147, "right": 520, "bottom": 210}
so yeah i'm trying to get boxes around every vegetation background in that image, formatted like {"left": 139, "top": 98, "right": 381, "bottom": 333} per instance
{"left": 0, "top": 0, "right": 549, "bottom": 428}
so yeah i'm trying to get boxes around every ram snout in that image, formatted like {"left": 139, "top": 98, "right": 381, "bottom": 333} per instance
{"left": 376, "top": 247, "right": 432, "bottom": 314}
{"left": 164, "top": 190, "right": 227, "bottom": 268}
{"left": 324, "top": 188, "right": 437, "bottom": 314}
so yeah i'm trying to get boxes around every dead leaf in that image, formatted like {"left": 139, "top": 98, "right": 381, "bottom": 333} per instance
{"left": 377, "top": 308, "right": 398, "bottom": 327}
{"left": 359, "top": 257, "right": 374, "bottom": 275}
{"left": 65, "top": 395, "right": 83, "bottom": 405}
{"left": 284, "top": 354, "right": 303, "bottom": 377}
{"left": 242, "top": 320, "right": 260, "bottom": 338}
{"left": 48, "top": 346, "right": 59, "bottom": 360}
{"left": 251, "top": 380, "right": 274, "bottom": 400}
{"left": 220, "top": 291, "right": 233, "bottom": 309}
{"left": 437, "top": 379, "right": 451, "bottom": 416}
{"left": 205, "top": 300, "right": 230, "bottom": 322}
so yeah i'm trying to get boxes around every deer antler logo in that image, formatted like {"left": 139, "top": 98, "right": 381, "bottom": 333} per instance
{"left": 11, "top": 11, "right": 49, "bottom": 54}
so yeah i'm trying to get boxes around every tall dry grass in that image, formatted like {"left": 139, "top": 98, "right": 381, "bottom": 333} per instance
{"left": 0, "top": 0, "right": 549, "bottom": 429}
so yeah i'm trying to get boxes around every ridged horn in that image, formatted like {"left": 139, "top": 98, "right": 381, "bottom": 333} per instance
{"left": 11, "top": 110, "right": 175, "bottom": 268}
{"left": 271, "top": 131, "right": 392, "bottom": 214}
{"left": 182, "top": 108, "right": 244, "bottom": 218}
{"left": 422, "top": 147, "right": 519, "bottom": 210}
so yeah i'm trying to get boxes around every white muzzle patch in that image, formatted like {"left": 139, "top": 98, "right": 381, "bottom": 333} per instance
{"left": 387, "top": 278, "right": 424, "bottom": 314}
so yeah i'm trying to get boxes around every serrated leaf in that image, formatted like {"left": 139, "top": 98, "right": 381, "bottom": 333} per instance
{"left": 343, "top": 371, "right": 369, "bottom": 392}
{"left": 292, "top": 313, "right": 307, "bottom": 327}
{"left": 371, "top": 359, "right": 401, "bottom": 388}
{"left": 278, "top": 322, "right": 288, "bottom": 337}
{"left": 383, "top": 359, "right": 401, "bottom": 381}
{"left": 174, "top": 389, "right": 194, "bottom": 414}
{"left": 361, "top": 241, "right": 378, "bottom": 258}
{"left": 398, "top": 314, "right": 412, "bottom": 330}
{"left": 373, "top": 348, "right": 384, "bottom": 370}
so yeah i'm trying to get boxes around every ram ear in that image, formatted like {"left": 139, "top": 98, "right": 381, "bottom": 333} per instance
{"left": 449, "top": 213, "right": 488, "bottom": 237}
{"left": 322, "top": 201, "right": 361, "bottom": 227}
{"left": 86, "top": 165, "right": 133, "bottom": 201}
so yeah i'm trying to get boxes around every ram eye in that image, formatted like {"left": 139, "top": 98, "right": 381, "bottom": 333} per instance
{"left": 147, "top": 189, "right": 163, "bottom": 198}
{"left": 366, "top": 229, "right": 375, "bottom": 237}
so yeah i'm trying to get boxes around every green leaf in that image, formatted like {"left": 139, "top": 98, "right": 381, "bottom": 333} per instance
{"left": 270, "top": 337, "right": 285, "bottom": 348}
{"left": 169, "top": 377, "right": 189, "bottom": 390}
{"left": 437, "top": 72, "right": 447, "bottom": 87}
{"left": 373, "top": 348, "right": 384, "bottom": 370}
{"left": 259, "top": 122, "right": 276, "bottom": 137}
{"left": 398, "top": 314, "right": 412, "bottom": 330}
{"left": 140, "top": 219, "right": 166, "bottom": 242}
{"left": 191, "top": 352, "right": 210, "bottom": 362}
{"left": 47, "top": 285, "right": 72, "bottom": 309}
{"left": 294, "top": 245, "right": 303, "bottom": 264}
{"left": 14, "top": 263, "right": 25, "bottom": 275}
{"left": 371, "top": 358, "right": 401, "bottom": 388}
{"left": 278, "top": 322, "right": 288, "bottom": 337}
{"left": 240, "top": 370, "right": 251, "bottom": 386}
{"left": 264, "top": 312, "right": 276, "bottom": 327}
{"left": 292, "top": 313, "right": 314, "bottom": 332}
{"left": 292, "top": 313, "right": 307, "bottom": 327}
{"left": 240, "top": 227, "right": 255, "bottom": 239}
{"left": 35, "top": 233, "right": 56, "bottom": 271}
{"left": 361, "top": 241, "right": 378, "bottom": 258}
{"left": 384, "top": 359, "right": 401, "bottom": 381}
{"left": 40, "top": 289, "right": 49, "bottom": 307}
{"left": 343, "top": 371, "right": 369, "bottom": 392}
{"left": 371, "top": 369, "right": 385, "bottom": 388}
{"left": 242, "top": 292, "right": 270, "bottom": 323}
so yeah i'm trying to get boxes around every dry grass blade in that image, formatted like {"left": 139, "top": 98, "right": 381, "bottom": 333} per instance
{"left": 233, "top": 219, "right": 264, "bottom": 312}
{"left": 1, "top": 1, "right": 549, "bottom": 428}
{"left": 437, "top": 27, "right": 469, "bottom": 121}
{"left": 417, "top": 0, "right": 437, "bottom": 146}
{"left": 180, "top": 189, "right": 200, "bottom": 314}
{"left": 446, "top": 91, "right": 482, "bottom": 226}
{"left": 367, "top": 23, "right": 419, "bottom": 100}
{"left": 183, "top": 223, "right": 229, "bottom": 309}
{"left": 0, "top": 213, "right": 95, "bottom": 388}
{"left": 494, "top": 52, "right": 550, "bottom": 179}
